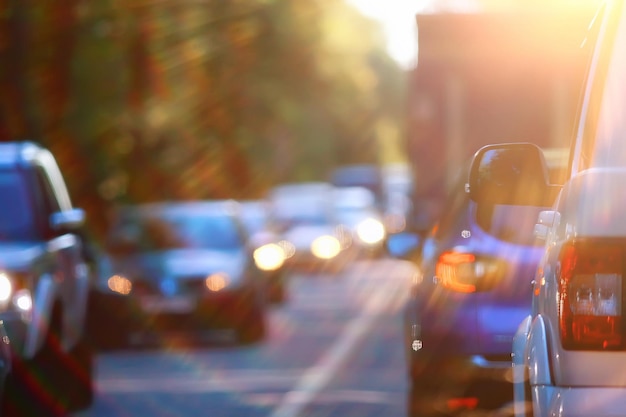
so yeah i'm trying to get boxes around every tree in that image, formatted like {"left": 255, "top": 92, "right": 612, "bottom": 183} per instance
{"left": 0, "top": 0, "right": 407, "bottom": 241}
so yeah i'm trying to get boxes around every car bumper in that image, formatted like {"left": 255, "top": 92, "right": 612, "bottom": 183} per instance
{"left": 89, "top": 284, "right": 263, "bottom": 333}
{"left": 534, "top": 386, "right": 626, "bottom": 417}
{"left": 409, "top": 350, "right": 513, "bottom": 385}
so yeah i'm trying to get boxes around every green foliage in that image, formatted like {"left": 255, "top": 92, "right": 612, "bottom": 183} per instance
{"left": 0, "top": 0, "right": 407, "bottom": 240}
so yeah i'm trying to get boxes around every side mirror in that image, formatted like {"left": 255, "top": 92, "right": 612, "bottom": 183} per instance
{"left": 468, "top": 143, "right": 559, "bottom": 206}
{"left": 50, "top": 208, "right": 85, "bottom": 231}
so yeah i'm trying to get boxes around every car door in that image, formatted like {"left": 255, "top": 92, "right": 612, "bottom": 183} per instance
{"left": 31, "top": 162, "right": 87, "bottom": 344}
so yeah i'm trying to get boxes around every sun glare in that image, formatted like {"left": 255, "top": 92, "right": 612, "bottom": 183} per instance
{"left": 346, "top": 0, "right": 427, "bottom": 69}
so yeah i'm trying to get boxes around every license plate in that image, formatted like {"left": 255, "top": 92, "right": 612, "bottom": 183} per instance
{"left": 140, "top": 296, "right": 196, "bottom": 313}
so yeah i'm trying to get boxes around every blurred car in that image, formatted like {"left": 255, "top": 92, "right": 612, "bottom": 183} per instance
{"left": 332, "top": 186, "right": 386, "bottom": 258}
{"left": 239, "top": 199, "right": 289, "bottom": 304}
{"left": 404, "top": 152, "right": 566, "bottom": 416}
{"left": 382, "top": 163, "right": 414, "bottom": 234}
{"left": 463, "top": 3, "right": 626, "bottom": 417}
{"left": 0, "top": 141, "right": 94, "bottom": 416}
{"left": 268, "top": 182, "right": 352, "bottom": 274}
{"left": 330, "top": 164, "right": 385, "bottom": 210}
{"left": 90, "top": 200, "right": 268, "bottom": 349}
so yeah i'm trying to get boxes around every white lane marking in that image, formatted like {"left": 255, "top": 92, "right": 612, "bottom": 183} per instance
{"left": 268, "top": 271, "right": 406, "bottom": 417}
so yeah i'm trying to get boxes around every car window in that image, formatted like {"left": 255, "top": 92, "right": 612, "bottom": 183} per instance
{"left": 33, "top": 165, "right": 62, "bottom": 238}
{"left": 241, "top": 209, "right": 267, "bottom": 234}
{"left": 112, "top": 209, "right": 244, "bottom": 251}
{"left": 578, "top": 2, "right": 626, "bottom": 170}
{"left": 270, "top": 193, "right": 333, "bottom": 227}
{"left": 0, "top": 170, "right": 37, "bottom": 241}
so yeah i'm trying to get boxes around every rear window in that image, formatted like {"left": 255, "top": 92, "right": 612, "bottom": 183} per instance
{"left": 110, "top": 207, "right": 244, "bottom": 251}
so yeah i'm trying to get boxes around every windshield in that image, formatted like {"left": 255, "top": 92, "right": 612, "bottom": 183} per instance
{"left": 334, "top": 206, "right": 377, "bottom": 227}
{"left": 0, "top": 169, "right": 36, "bottom": 241}
{"left": 273, "top": 208, "right": 331, "bottom": 228}
{"left": 270, "top": 193, "right": 333, "bottom": 228}
{"left": 113, "top": 209, "right": 243, "bottom": 251}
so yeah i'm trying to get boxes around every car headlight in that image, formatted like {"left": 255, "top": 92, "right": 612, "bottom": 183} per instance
{"left": 356, "top": 218, "right": 386, "bottom": 244}
{"left": 205, "top": 272, "right": 230, "bottom": 292}
{"left": 0, "top": 271, "right": 32, "bottom": 314}
{"left": 311, "top": 235, "right": 341, "bottom": 259}
{"left": 278, "top": 240, "right": 295, "bottom": 259}
{"left": 107, "top": 274, "right": 133, "bottom": 295}
{"left": 254, "top": 243, "right": 285, "bottom": 271}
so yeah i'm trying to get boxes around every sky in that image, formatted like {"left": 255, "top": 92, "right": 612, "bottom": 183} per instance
{"left": 346, "top": 0, "right": 427, "bottom": 69}
{"left": 347, "top": 0, "right": 603, "bottom": 68}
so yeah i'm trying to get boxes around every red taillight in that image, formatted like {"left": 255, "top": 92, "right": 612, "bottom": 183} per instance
{"left": 435, "top": 251, "right": 506, "bottom": 293}
{"left": 559, "top": 242, "right": 623, "bottom": 350}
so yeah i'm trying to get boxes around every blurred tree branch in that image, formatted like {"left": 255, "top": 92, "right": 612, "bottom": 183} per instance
{"left": 0, "top": 0, "right": 406, "bottom": 241}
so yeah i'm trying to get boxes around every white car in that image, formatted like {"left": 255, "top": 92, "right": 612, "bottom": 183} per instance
{"left": 332, "top": 187, "right": 386, "bottom": 258}
{"left": 267, "top": 182, "right": 352, "bottom": 274}
{"left": 468, "top": 1, "right": 626, "bottom": 416}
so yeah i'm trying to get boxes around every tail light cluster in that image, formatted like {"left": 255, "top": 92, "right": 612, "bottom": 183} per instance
{"left": 559, "top": 241, "right": 624, "bottom": 350}
{"left": 435, "top": 251, "right": 507, "bottom": 293}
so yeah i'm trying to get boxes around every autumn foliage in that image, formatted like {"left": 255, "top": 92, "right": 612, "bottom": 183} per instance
{"left": 0, "top": 0, "right": 406, "bottom": 240}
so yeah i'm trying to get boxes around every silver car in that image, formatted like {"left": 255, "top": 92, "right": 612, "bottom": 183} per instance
{"left": 468, "top": 1, "right": 626, "bottom": 415}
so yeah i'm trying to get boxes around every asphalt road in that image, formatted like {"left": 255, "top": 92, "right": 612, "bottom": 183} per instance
{"left": 74, "top": 257, "right": 416, "bottom": 417}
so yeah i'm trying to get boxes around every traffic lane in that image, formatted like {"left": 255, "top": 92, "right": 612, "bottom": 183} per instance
{"left": 290, "top": 261, "right": 411, "bottom": 417}
{"left": 73, "top": 258, "right": 415, "bottom": 417}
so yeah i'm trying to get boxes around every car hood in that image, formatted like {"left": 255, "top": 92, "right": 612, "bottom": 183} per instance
{"left": 0, "top": 242, "right": 47, "bottom": 271}
{"left": 108, "top": 249, "right": 247, "bottom": 281}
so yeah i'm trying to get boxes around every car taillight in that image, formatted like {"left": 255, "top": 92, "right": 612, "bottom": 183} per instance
{"left": 435, "top": 251, "right": 506, "bottom": 293}
{"left": 559, "top": 242, "right": 623, "bottom": 350}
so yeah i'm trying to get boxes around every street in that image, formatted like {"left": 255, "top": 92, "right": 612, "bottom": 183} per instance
{"left": 75, "top": 258, "right": 415, "bottom": 417}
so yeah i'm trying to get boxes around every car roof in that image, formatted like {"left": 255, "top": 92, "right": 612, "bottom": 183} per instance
{"left": 0, "top": 141, "right": 49, "bottom": 167}
{"left": 333, "top": 186, "right": 376, "bottom": 208}
{"left": 270, "top": 181, "right": 333, "bottom": 194}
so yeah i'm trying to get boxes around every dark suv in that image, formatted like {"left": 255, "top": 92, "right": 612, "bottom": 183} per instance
{"left": 0, "top": 141, "right": 94, "bottom": 416}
